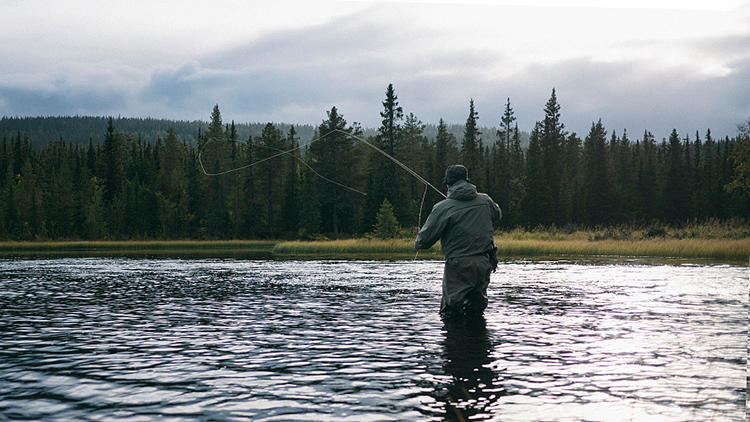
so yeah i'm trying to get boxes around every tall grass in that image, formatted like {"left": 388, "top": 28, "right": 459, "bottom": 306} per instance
{"left": 495, "top": 238, "right": 750, "bottom": 262}
{"left": 1, "top": 221, "right": 747, "bottom": 263}
{"left": 0, "top": 240, "right": 277, "bottom": 254}
{"left": 498, "top": 219, "right": 750, "bottom": 242}
{"left": 273, "top": 239, "right": 442, "bottom": 259}
{"left": 495, "top": 221, "right": 750, "bottom": 263}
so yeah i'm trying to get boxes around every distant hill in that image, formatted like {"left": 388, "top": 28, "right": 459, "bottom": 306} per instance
{"left": 0, "top": 116, "right": 317, "bottom": 147}
{"left": 0, "top": 116, "right": 528, "bottom": 148}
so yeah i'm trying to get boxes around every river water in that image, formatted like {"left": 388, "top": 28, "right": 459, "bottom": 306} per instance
{"left": 0, "top": 258, "right": 747, "bottom": 421}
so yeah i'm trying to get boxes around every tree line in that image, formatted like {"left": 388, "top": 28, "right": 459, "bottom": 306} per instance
{"left": 0, "top": 85, "right": 748, "bottom": 240}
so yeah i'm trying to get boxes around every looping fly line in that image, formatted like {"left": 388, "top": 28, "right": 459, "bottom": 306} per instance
{"left": 198, "top": 128, "right": 447, "bottom": 200}
{"left": 253, "top": 143, "right": 367, "bottom": 196}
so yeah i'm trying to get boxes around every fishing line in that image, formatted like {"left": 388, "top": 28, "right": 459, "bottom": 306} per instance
{"left": 199, "top": 128, "right": 447, "bottom": 200}
{"left": 254, "top": 143, "right": 367, "bottom": 196}
{"left": 333, "top": 129, "right": 446, "bottom": 200}
{"left": 199, "top": 127, "right": 445, "bottom": 261}
{"left": 198, "top": 131, "right": 331, "bottom": 176}
{"left": 329, "top": 129, "right": 446, "bottom": 262}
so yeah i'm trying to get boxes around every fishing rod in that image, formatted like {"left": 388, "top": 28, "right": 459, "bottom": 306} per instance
{"left": 331, "top": 129, "right": 447, "bottom": 199}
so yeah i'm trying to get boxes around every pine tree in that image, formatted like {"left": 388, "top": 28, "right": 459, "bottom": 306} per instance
{"left": 204, "top": 106, "right": 231, "bottom": 238}
{"left": 616, "top": 129, "right": 636, "bottom": 223}
{"left": 103, "top": 117, "right": 124, "bottom": 203}
{"left": 240, "top": 134, "right": 264, "bottom": 237}
{"left": 397, "top": 112, "right": 428, "bottom": 227}
{"left": 158, "top": 129, "right": 189, "bottom": 237}
{"left": 298, "top": 147, "right": 321, "bottom": 238}
{"left": 523, "top": 122, "right": 545, "bottom": 227}
{"left": 523, "top": 89, "right": 566, "bottom": 226}
{"left": 498, "top": 97, "right": 516, "bottom": 153}
{"left": 559, "top": 132, "right": 583, "bottom": 225}
{"left": 368, "top": 84, "right": 404, "bottom": 229}
{"left": 461, "top": 99, "right": 481, "bottom": 179}
{"left": 582, "top": 120, "right": 612, "bottom": 225}
{"left": 433, "top": 118, "right": 458, "bottom": 187}
{"left": 540, "top": 89, "right": 567, "bottom": 225}
{"left": 662, "top": 129, "right": 689, "bottom": 223}
{"left": 634, "top": 130, "right": 658, "bottom": 221}
{"left": 257, "top": 123, "right": 285, "bottom": 237}
{"left": 725, "top": 119, "right": 750, "bottom": 196}
{"left": 494, "top": 98, "right": 515, "bottom": 227}
{"left": 508, "top": 123, "right": 526, "bottom": 225}
{"left": 281, "top": 126, "right": 301, "bottom": 235}
{"left": 310, "top": 106, "right": 355, "bottom": 236}
{"left": 373, "top": 198, "right": 399, "bottom": 239}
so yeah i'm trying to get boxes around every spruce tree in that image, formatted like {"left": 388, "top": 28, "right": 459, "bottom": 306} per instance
{"left": 434, "top": 118, "right": 458, "bottom": 187}
{"left": 158, "top": 129, "right": 188, "bottom": 237}
{"left": 508, "top": 123, "right": 526, "bottom": 227}
{"left": 373, "top": 198, "right": 399, "bottom": 239}
{"left": 540, "top": 89, "right": 566, "bottom": 225}
{"left": 281, "top": 126, "right": 301, "bottom": 235}
{"left": 634, "top": 130, "right": 657, "bottom": 221}
{"left": 240, "top": 134, "right": 264, "bottom": 237}
{"left": 398, "top": 112, "right": 428, "bottom": 227}
{"left": 103, "top": 117, "right": 123, "bottom": 203}
{"left": 298, "top": 145, "right": 321, "bottom": 238}
{"left": 523, "top": 122, "right": 545, "bottom": 227}
{"left": 494, "top": 98, "right": 515, "bottom": 227}
{"left": 461, "top": 99, "right": 481, "bottom": 179}
{"left": 310, "top": 106, "right": 354, "bottom": 235}
{"left": 582, "top": 120, "right": 612, "bottom": 225}
{"left": 499, "top": 97, "right": 516, "bottom": 153}
{"left": 257, "top": 123, "right": 285, "bottom": 237}
{"left": 368, "top": 84, "right": 404, "bottom": 229}
{"left": 204, "top": 106, "right": 231, "bottom": 238}
{"left": 662, "top": 129, "right": 689, "bottom": 223}
{"left": 560, "top": 132, "right": 583, "bottom": 225}
{"left": 725, "top": 119, "right": 750, "bottom": 196}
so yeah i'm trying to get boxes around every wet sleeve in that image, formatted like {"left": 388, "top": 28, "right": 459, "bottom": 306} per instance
{"left": 414, "top": 205, "right": 447, "bottom": 250}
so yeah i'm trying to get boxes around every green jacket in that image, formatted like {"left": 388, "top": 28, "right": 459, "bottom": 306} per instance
{"left": 414, "top": 180, "right": 501, "bottom": 258}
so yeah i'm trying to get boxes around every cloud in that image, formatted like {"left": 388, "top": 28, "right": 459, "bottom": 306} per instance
{"left": 130, "top": 3, "right": 750, "bottom": 139}
{"left": 1, "top": 1, "right": 748, "bottom": 140}
{"left": 133, "top": 9, "right": 508, "bottom": 125}
{"left": 501, "top": 53, "right": 750, "bottom": 139}
{"left": 0, "top": 80, "right": 127, "bottom": 117}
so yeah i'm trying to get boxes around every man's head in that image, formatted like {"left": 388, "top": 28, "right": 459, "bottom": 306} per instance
{"left": 443, "top": 164, "right": 468, "bottom": 186}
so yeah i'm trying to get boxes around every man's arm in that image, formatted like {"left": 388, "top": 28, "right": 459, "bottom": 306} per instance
{"left": 491, "top": 199, "right": 501, "bottom": 227}
{"left": 414, "top": 205, "right": 447, "bottom": 250}
{"left": 481, "top": 194, "right": 502, "bottom": 227}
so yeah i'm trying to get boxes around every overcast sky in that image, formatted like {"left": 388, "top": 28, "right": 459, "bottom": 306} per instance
{"left": 1, "top": 0, "right": 748, "bottom": 139}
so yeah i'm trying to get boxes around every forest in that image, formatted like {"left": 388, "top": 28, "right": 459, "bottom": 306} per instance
{"left": 0, "top": 85, "right": 748, "bottom": 241}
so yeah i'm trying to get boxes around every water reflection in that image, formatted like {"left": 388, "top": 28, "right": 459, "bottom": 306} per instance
{"left": 440, "top": 317, "right": 501, "bottom": 421}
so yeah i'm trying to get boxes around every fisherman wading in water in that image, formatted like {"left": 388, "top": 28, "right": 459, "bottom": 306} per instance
{"left": 415, "top": 165, "right": 501, "bottom": 320}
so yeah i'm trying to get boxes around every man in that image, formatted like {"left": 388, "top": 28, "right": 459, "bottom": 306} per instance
{"left": 415, "top": 165, "right": 501, "bottom": 319}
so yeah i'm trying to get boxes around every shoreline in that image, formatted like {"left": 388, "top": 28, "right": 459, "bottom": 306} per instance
{"left": 1, "top": 238, "right": 748, "bottom": 265}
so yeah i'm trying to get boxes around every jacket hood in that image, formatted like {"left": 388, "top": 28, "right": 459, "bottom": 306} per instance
{"left": 447, "top": 179, "right": 478, "bottom": 201}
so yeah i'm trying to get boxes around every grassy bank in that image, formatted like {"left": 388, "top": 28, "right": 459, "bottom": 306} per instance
{"left": 494, "top": 238, "right": 750, "bottom": 263}
{"left": 273, "top": 237, "right": 749, "bottom": 264}
{"left": 271, "top": 239, "right": 442, "bottom": 260}
{"left": 0, "top": 240, "right": 277, "bottom": 258}
{"left": 492, "top": 222, "right": 750, "bottom": 263}
{"left": 1, "top": 222, "right": 748, "bottom": 264}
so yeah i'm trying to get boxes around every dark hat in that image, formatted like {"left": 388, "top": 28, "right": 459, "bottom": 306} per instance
{"left": 443, "top": 164, "right": 468, "bottom": 185}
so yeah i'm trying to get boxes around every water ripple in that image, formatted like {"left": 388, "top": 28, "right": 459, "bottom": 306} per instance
{"left": 0, "top": 258, "right": 746, "bottom": 421}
